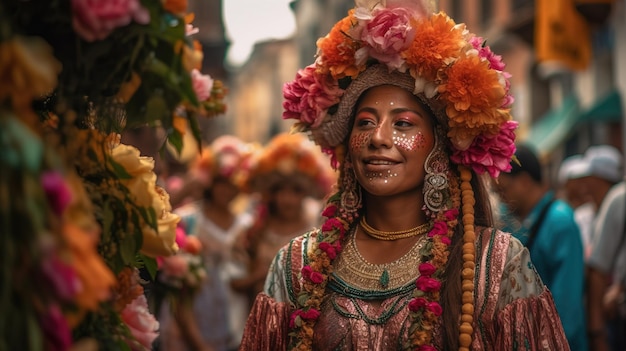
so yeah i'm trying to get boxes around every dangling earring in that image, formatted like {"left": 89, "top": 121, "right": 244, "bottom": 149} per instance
{"left": 340, "top": 156, "right": 362, "bottom": 221}
{"left": 423, "top": 129, "right": 450, "bottom": 214}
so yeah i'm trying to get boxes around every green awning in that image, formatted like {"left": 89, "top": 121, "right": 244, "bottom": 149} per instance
{"left": 524, "top": 95, "right": 580, "bottom": 155}
{"left": 579, "top": 90, "right": 623, "bottom": 123}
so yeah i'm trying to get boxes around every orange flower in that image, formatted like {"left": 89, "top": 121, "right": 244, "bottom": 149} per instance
{"left": 403, "top": 13, "right": 465, "bottom": 82}
{"left": 316, "top": 12, "right": 364, "bottom": 79}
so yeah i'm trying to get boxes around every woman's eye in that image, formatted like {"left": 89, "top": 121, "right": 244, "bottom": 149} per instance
{"left": 355, "top": 118, "right": 375, "bottom": 127}
{"left": 395, "top": 119, "right": 413, "bottom": 128}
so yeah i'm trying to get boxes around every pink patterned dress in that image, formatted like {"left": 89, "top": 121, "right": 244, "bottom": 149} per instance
{"left": 239, "top": 227, "right": 570, "bottom": 351}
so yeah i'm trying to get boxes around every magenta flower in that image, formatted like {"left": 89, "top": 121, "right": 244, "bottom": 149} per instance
{"left": 408, "top": 297, "right": 428, "bottom": 312}
{"left": 301, "top": 265, "right": 325, "bottom": 284}
{"left": 300, "top": 308, "right": 321, "bottom": 320}
{"left": 191, "top": 69, "right": 214, "bottom": 102}
{"left": 444, "top": 208, "right": 459, "bottom": 221}
{"left": 419, "top": 345, "right": 438, "bottom": 351}
{"left": 416, "top": 276, "right": 441, "bottom": 292}
{"left": 72, "top": 0, "right": 150, "bottom": 42}
{"left": 427, "top": 301, "right": 443, "bottom": 316}
{"left": 41, "top": 254, "right": 82, "bottom": 302}
{"left": 282, "top": 64, "right": 343, "bottom": 128}
{"left": 360, "top": 7, "right": 416, "bottom": 70}
{"left": 469, "top": 36, "right": 505, "bottom": 71}
{"left": 39, "top": 304, "right": 72, "bottom": 351}
{"left": 418, "top": 262, "right": 437, "bottom": 277}
{"left": 451, "top": 120, "right": 518, "bottom": 178}
{"left": 428, "top": 221, "right": 448, "bottom": 237}
{"left": 41, "top": 171, "right": 73, "bottom": 216}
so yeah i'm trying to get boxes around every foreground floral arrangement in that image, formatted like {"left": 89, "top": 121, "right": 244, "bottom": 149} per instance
{"left": 0, "top": 1, "right": 226, "bottom": 350}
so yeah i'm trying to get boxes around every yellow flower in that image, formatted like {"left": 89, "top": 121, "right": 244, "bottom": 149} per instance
{"left": 0, "top": 36, "right": 62, "bottom": 119}
{"left": 140, "top": 186, "right": 180, "bottom": 257}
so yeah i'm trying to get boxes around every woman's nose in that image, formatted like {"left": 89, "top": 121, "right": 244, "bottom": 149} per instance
{"left": 370, "top": 121, "right": 393, "bottom": 149}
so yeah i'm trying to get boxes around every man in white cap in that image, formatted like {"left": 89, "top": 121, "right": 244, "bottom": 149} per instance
{"left": 581, "top": 145, "right": 625, "bottom": 351}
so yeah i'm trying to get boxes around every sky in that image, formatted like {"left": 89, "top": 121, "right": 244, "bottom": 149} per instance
{"left": 223, "top": 0, "right": 297, "bottom": 66}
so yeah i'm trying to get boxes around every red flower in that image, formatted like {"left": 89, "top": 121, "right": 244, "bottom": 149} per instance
{"left": 322, "top": 217, "right": 346, "bottom": 234}
{"left": 319, "top": 242, "right": 337, "bottom": 259}
{"left": 322, "top": 204, "right": 338, "bottom": 217}
{"left": 416, "top": 276, "right": 441, "bottom": 292}
{"left": 418, "top": 262, "right": 437, "bottom": 277}
{"left": 300, "top": 308, "right": 321, "bottom": 320}
{"left": 408, "top": 297, "right": 428, "bottom": 312}
{"left": 301, "top": 265, "right": 325, "bottom": 284}
{"left": 419, "top": 345, "right": 437, "bottom": 351}
{"left": 444, "top": 208, "right": 459, "bottom": 221}
{"left": 427, "top": 301, "right": 443, "bottom": 316}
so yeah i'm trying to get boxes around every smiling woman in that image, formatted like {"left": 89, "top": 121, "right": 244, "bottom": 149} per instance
{"left": 238, "top": 0, "right": 570, "bottom": 350}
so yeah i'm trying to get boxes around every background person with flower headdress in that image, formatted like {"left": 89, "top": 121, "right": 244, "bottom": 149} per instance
{"left": 159, "top": 135, "right": 255, "bottom": 351}
{"left": 231, "top": 132, "right": 335, "bottom": 306}
{"left": 239, "top": 1, "right": 569, "bottom": 350}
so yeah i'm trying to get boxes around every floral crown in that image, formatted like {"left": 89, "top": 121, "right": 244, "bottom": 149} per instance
{"left": 283, "top": 0, "right": 518, "bottom": 178}
{"left": 246, "top": 133, "right": 335, "bottom": 199}
{"left": 192, "top": 135, "right": 255, "bottom": 188}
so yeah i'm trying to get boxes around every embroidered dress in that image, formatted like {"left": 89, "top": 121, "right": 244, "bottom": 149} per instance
{"left": 239, "top": 227, "right": 569, "bottom": 350}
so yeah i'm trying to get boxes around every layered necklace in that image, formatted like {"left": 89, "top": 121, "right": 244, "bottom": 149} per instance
{"left": 359, "top": 216, "right": 431, "bottom": 241}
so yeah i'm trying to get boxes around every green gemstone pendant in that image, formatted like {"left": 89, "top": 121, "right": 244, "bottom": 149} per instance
{"left": 380, "top": 269, "right": 390, "bottom": 288}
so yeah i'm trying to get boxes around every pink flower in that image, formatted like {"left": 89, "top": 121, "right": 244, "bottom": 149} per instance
{"left": 416, "top": 276, "right": 441, "bottom": 292}
{"left": 408, "top": 297, "right": 428, "bottom": 312}
{"left": 451, "top": 120, "right": 518, "bottom": 178}
{"left": 444, "top": 208, "right": 459, "bottom": 221}
{"left": 174, "top": 226, "right": 187, "bottom": 249}
{"left": 72, "top": 0, "right": 150, "bottom": 42}
{"left": 428, "top": 221, "right": 448, "bottom": 237}
{"left": 469, "top": 36, "right": 506, "bottom": 71}
{"left": 41, "top": 254, "right": 82, "bottom": 302}
{"left": 418, "top": 262, "right": 437, "bottom": 277}
{"left": 426, "top": 301, "right": 443, "bottom": 316}
{"left": 322, "top": 204, "right": 338, "bottom": 218}
{"left": 300, "top": 308, "right": 321, "bottom": 320}
{"left": 191, "top": 69, "right": 214, "bottom": 102}
{"left": 419, "top": 345, "right": 438, "bottom": 351}
{"left": 121, "top": 295, "right": 159, "bottom": 351}
{"left": 360, "top": 7, "right": 416, "bottom": 70}
{"left": 439, "top": 236, "right": 452, "bottom": 245}
{"left": 161, "top": 255, "right": 189, "bottom": 278}
{"left": 40, "top": 304, "right": 72, "bottom": 351}
{"left": 41, "top": 171, "right": 73, "bottom": 216}
{"left": 282, "top": 64, "right": 343, "bottom": 128}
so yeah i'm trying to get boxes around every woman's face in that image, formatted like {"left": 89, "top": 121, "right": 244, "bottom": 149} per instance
{"left": 270, "top": 182, "right": 306, "bottom": 221}
{"left": 208, "top": 177, "right": 240, "bottom": 207}
{"left": 348, "top": 85, "right": 435, "bottom": 198}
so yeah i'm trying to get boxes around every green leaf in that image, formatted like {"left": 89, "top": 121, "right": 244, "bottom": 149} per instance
{"left": 108, "top": 158, "right": 133, "bottom": 179}
{"left": 139, "top": 254, "right": 158, "bottom": 280}
{"left": 187, "top": 114, "right": 202, "bottom": 152}
{"left": 166, "top": 127, "right": 184, "bottom": 156}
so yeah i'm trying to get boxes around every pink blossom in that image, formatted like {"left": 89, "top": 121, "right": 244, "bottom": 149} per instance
{"left": 427, "top": 301, "right": 443, "bottom": 316}
{"left": 419, "top": 345, "right": 438, "bottom": 351}
{"left": 161, "top": 255, "right": 189, "bottom": 279}
{"left": 418, "top": 262, "right": 437, "bottom": 277}
{"left": 191, "top": 69, "right": 214, "bottom": 102}
{"left": 174, "top": 226, "right": 187, "bottom": 249}
{"left": 451, "top": 120, "right": 518, "bottom": 178}
{"left": 302, "top": 265, "right": 325, "bottom": 284}
{"left": 121, "top": 295, "right": 159, "bottom": 351}
{"left": 40, "top": 304, "right": 72, "bottom": 351}
{"left": 300, "top": 308, "right": 321, "bottom": 320}
{"left": 41, "top": 254, "right": 82, "bottom": 302}
{"left": 470, "top": 36, "right": 505, "bottom": 71}
{"left": 408, "top": 297, "right": 428, "bottom": 312}
{"left": 41, "top": 171, "right": 73, "bottom": 216}
{"left": 72, "top": 0, "right": 150, "bottom": 42}
{"left": 439, "top": 236, "right": 452, "bottom": 245}
{"left": 428, "top": 221, "right": 448, "bottom": 237}
{"left": 416, "top": 276, "right": 441, "bottom": 292}
{"left": 282, "top": 64, "right": 343, "bottom": 128}
{"left": 361, "top": 7, "right": 416, "bottom": 70}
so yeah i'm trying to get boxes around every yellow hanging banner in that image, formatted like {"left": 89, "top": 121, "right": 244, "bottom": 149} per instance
{"left": 535, "top": 0, "right": 592, "bottom": 71}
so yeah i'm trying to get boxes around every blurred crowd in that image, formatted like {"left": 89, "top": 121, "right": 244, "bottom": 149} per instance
{"left": 150, "top": 132, "right": 335, "bottom": 351}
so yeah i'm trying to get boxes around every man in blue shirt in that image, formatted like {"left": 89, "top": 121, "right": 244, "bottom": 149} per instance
{"left": 494, "top": 144, "right": 588, "bottom": 351}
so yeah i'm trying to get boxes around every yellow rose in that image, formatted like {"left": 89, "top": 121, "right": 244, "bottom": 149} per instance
{"left": 140, "top": 186, "right": 180, "bottom": 257}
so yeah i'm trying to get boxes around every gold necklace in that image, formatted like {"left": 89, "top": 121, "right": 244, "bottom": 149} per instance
{"left": 359, "top": 216, "right": 431, "bottom": 240}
